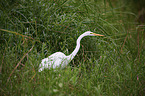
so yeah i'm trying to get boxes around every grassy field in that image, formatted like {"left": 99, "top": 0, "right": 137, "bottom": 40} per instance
{"left": 0, "top": 0, "right": 145, "bottom": 95}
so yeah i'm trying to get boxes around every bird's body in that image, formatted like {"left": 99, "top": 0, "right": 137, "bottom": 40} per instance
{"left": 38, "top": 52, "right": 69, "bottom": 72}
{"left": 38, "top": 31, "right": 104, "bottom": 72}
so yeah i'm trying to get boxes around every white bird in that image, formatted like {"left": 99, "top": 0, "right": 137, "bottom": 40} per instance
{"left": 38, "top": 31, "right": 104, "bottom": 72}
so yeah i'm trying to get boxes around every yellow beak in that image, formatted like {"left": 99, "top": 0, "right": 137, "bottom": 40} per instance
{"left": 92, "top": 33, "right": 104, "bottom": 36}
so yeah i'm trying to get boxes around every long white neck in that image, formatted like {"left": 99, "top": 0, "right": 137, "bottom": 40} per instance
{"left": 68, "top": 33, "right": 86, "bottom": 61}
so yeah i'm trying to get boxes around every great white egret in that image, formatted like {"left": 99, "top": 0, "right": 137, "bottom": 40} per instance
{"left": 38, "top": 31, "right": 104, "bottom": 72}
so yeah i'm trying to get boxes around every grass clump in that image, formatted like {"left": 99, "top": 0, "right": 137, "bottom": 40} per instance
{"left": 0, "top": 0, "right": 145, "bottom": 95}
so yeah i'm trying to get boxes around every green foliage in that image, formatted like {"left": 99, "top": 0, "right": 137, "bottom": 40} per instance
{"left": 0, "top": 0, "right": 144, "bottom": 95}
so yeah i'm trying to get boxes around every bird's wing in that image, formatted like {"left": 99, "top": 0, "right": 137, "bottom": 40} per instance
{"left": 38, "top": 52, "right": 67, "bottom": 72}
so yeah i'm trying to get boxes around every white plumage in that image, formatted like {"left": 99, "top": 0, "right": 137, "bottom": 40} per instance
{"left": 38, "top": 31, "right": 104, "bottom": 72}
{"left": 38, "top": 52, "right": 69, "bottom": 72}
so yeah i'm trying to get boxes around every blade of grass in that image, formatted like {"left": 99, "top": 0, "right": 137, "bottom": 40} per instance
{"left": 7, "top": 45, "right": 34, "bottom": 84}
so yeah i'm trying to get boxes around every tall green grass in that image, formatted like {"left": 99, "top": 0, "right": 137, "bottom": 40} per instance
{"left": 1, "top": 0, "right": 144, "bottom": 95}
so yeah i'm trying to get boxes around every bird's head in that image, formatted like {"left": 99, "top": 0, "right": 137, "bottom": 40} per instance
{"left": 84, "top": 31, "right": 104, "bottom": 36}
